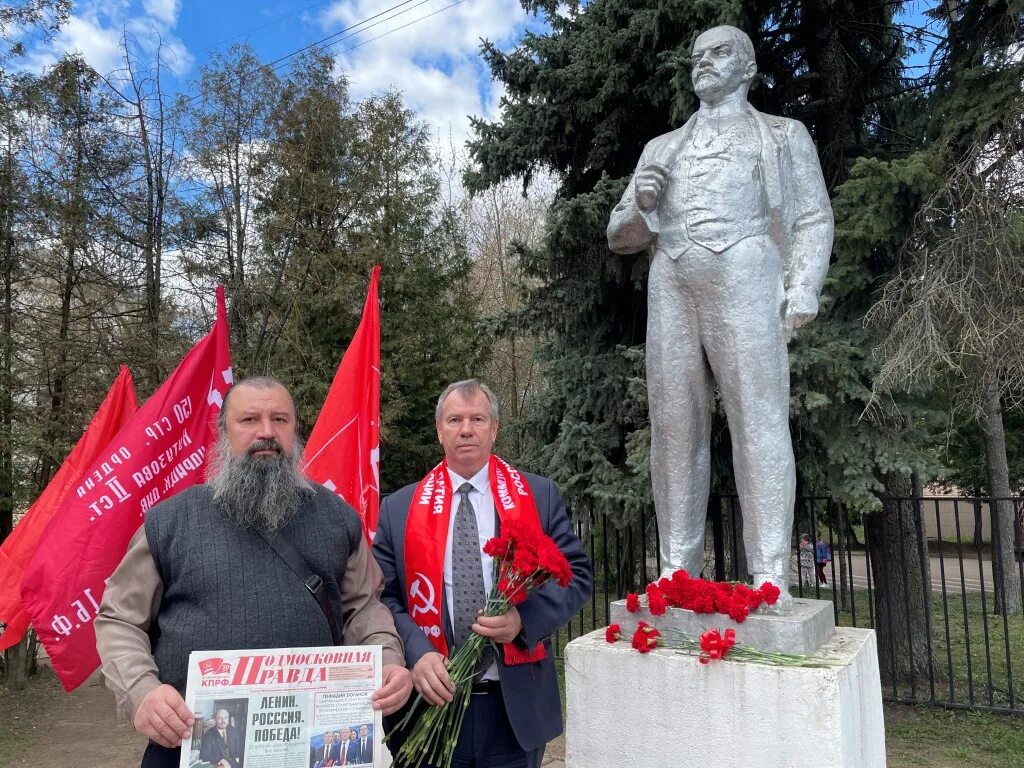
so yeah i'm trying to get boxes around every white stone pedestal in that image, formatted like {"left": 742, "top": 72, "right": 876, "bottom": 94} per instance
{"left": 565, "top": 624, "right": 886, "bottom": 768}
{"left": 610, "top": 596, "right": 836, "bottom": 655}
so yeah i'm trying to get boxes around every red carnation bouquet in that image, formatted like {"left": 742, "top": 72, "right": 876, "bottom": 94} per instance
{"left": 625, "top": 568, "right": 780, "bottom": 623}
{"left": 390, "top": 519, "right": 573, "bottom": 768}
{"left": 607, "top": 569, "right": 842, "bottom": 667}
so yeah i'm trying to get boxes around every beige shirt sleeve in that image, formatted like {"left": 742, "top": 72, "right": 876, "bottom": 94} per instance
{"left": 340, "top": 534, "right": 405, "bottom": 668}
{"left": 95, "top": 525, "right": 163, "bottom": 725}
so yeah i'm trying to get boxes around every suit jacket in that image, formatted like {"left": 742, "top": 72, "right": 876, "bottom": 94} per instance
{"left": 355, "top": 737, "right": 372, "bottom": 764}
{"left": 607, "top": 103, "right": 834, "bottom": 298}
{"left": 199, "top": 724, "right": 244, "bottom": 768}
{"left": 309, "top": 742, "right": 333, "bottom": 768}
{"left": 373, "top": 470, "right": 592, "bottom": 752}
{"left": 346, "top": 737, "right": 365, "bottom": 764}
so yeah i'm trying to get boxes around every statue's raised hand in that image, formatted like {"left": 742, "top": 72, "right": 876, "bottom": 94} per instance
{"left": 635, "top": 162, "right": 669, "bottom": 213}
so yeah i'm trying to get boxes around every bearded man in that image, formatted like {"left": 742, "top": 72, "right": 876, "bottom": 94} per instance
{"left": 96, "top": 376, "right": 412, "bottom": 768}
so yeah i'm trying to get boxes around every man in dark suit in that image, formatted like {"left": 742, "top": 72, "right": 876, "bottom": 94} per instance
{"left": 198, "top": 708, "right": 244, "bottom": 768}
{"left": 373, "top": 379, "right": 592, "bottom": 768}
{"left": 330, "top": 731, "right": 344, "bottom": 764}
{"left": 345, "top": 729, "right": 360, "bottom": 763}
{"left": 310, "top": 731, "right": 335, "bottom": 767}
{"left": 355, "top": 724, "right": 372, "bottom": 764}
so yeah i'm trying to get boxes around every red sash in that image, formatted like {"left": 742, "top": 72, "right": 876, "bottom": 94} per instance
{"left": 404, "top": 455, "right": 545, "bottom": 664}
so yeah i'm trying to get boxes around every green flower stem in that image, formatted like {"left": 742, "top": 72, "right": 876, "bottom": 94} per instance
{"left": 655, "top": 629, "right": 845, "bottom": 668}
{"left": 392, "top": 569, "right": 532, "bottom": 768}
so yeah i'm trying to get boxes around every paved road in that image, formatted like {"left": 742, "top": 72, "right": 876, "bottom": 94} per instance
{"left": 795, "top": 550, "right": 998, "bottom": 595}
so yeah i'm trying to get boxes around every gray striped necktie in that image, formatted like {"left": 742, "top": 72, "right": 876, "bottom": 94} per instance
{"left": 451, "top": 482, "right": 488, "bottom": 650}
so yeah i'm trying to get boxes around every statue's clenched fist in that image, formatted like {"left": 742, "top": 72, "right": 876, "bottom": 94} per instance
{"left": 635, "top": 162, "right": 669, "bottom": 212}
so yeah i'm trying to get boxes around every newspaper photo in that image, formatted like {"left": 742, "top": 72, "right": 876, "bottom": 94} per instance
{"left": 179, "top": 645, "right": 382, "bottom": 768}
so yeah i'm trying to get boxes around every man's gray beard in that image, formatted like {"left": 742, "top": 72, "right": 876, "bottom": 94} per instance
{"left": 206, "top": 434, "right": 313, "bottom": 532}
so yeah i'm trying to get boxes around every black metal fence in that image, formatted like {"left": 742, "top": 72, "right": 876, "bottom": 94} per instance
{"left": 555, "top": 494, "right": 1024, "bottom": 715}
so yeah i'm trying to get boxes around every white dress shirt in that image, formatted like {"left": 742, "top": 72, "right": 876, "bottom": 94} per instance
{"left": 444, "top": 464, "right": 499, "bottom": 679}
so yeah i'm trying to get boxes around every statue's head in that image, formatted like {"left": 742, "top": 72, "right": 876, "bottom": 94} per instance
{"left": 690, "top": 26, "right": 757, "bottom": 103}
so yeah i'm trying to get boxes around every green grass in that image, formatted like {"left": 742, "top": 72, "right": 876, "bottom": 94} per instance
{"left": 884, "top": 704, "right": 1024, "bottom": 767}
{"left": 828, "top": 587, "right": 1024, "bottom": 710}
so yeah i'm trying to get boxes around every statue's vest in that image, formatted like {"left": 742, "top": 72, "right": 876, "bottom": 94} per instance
{"left": 659, "top": 112, "right": 770, "bottom": 255}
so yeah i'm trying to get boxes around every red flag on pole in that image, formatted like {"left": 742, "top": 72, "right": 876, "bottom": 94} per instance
{"left": 304, "top": 266, "right": 381, "bottom": 541}
{"left": 0, "top": 366, "right": 138, "bottom": 652}
{"left": 20, "top": 288, "right": 233, "bottom": 691}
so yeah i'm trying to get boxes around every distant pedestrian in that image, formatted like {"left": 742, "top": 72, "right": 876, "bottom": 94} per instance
{"left": 815, "top": 536, "right": 832, "bottom": 585}
{"left": 798, "top": 534, "right": 815, "bottom": 587}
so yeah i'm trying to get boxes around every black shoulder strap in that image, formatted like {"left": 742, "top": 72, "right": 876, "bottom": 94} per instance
{"left": 254, "top": 528, "right": 341, "bottom": 645}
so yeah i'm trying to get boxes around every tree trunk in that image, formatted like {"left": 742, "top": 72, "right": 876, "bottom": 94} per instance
{"left": 979, "top": 378, "right": 1023, "bottom": 615}
{"left": 3, "top": 634, "right": 31, "bottom": 690}
{"left": 729, "top": 497, "right": 748, "bottom": 581}
{"left": 0, "top": 130, "right": 15, "bottom": 544}
{"left": 866, "top": 472, "right": 935, "bottom": 689}
{"left": 973, "top": 488, "right": 985, "bottom": 551}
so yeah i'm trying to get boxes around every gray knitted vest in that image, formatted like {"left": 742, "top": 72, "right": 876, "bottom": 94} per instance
{"left": 144, "top": 482, "right": 362, "bottom": 693}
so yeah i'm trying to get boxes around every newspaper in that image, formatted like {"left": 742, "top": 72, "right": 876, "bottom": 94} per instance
{"left": 179, "top": 645, "right": 382, "bottom": 768}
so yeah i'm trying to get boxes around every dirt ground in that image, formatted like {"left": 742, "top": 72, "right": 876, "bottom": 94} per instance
{"left": 0, "top": 665, "right": 146, "bottom": 767}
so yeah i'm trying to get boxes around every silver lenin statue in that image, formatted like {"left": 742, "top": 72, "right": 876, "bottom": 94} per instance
{"left": 607, "top": 25, "right": 834, "bottom": 611}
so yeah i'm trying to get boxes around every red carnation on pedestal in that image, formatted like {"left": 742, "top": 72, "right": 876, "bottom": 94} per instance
{"left": 631, "top": 621, "right": 662, "bottom": 653}
{"left": 646, "top": 583, "right": 668, "bottom": 616}
{"left": 631, "top": 569, "right": 781, "bottom": 623}
{"left": 759, "top": 581, "right": 781, "bottom": 605}
{"left": 605, "top": 624, "right": 622, "bottom": 643}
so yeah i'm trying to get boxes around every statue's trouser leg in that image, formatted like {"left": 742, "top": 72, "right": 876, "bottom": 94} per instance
{"left": 647, "top": 249, "right": 713, "bottom": 578}
{"left": 693, "top": 236, "right": 795, "bottom": 584}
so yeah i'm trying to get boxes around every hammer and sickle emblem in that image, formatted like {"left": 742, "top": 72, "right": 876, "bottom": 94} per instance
{"left": 410, "top": 572, "right": 439, "bottom": 618}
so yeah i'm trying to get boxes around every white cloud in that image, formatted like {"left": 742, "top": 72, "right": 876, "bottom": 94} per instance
{"left": 20, "top": 0, "right": 192, "bottom": 77}
{"left": 142, "top": 0, "right": 180, "bottom": 27}
{"left": 324, "top": 0, "right": 529, "bottom": 151}
{"left": 25, "top": 14, "right": 125, "bottom": 75}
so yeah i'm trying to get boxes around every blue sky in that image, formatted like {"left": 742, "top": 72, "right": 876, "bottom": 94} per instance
{"left": 18, "top": 1, "right": 943, "bottom": 150}
{"left": 19, "top": 0, "right": 543, "bottom": 149}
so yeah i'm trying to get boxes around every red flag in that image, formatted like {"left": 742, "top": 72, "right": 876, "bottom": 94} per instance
{"left": 20, "top": 288, "right": 233, "bottom": 691}
{"left": 304, "top": 266, "right": 381, "bottom": 541}
{"left": 0, "top": 366, "right": 138, "bottom": 651}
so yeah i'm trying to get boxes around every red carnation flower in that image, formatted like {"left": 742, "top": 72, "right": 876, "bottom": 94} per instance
{"left": 605, "top": 624, "right": 622, "bottom": 643}
{"left": 631, "top": 621, "right": 661, "bottom": 653}
{"left": 733, "top": 583, "right": 761, "bottom": 610}
{"left": 538, "top": 538, "right": 573, "bottom": 587}
{"left": 483, "top": 534, "right": 512, "bottom": 558}
{"left": 759, "top": 581, "right": 781, "bottom": 605}
{"left": 726, "top": 599, "right": 749, "bottom": 623}
{"left": 626, "top": 592, "right": 640, "bottom": 612}
{"left": 512, "top": 546, "right": 540, "bottom": 575}
{"left": 646, "top": 584, "right": 668, "bottom": 616}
